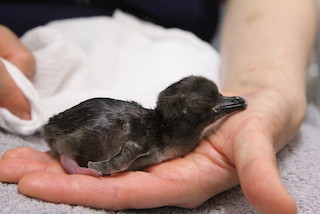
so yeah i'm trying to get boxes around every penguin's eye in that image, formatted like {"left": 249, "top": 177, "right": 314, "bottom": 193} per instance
{"left": 182, "top": 108, "right": 187, "bottom": 114}
{"left": 212, "top": 107, "right": 218, "bottom": 114}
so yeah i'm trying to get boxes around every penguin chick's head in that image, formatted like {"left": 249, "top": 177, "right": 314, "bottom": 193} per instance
{"left": 156, "top": 76, "right": 247, "bottom": 125}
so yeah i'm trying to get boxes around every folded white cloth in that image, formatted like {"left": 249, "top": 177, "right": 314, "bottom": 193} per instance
{"left": 0, "top": 11, "right": 220, "bottom": 135}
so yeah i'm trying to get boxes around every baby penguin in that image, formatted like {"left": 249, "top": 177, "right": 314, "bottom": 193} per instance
{"left": 43, "top": 76, "right": 247, "bottom": 176}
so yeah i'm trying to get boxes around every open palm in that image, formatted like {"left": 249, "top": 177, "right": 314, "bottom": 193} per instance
{"left": 0, "top": 89, "right": 299, "bottom": 214}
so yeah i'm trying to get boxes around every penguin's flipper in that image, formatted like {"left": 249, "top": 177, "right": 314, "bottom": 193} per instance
{"left": 87, "top": 141, "right": 149, "bottom": 175}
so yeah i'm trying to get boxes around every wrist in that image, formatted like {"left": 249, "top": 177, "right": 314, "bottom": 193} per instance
{"left": 222, "top": 78, "right": 307, "bottom": 112}
{"left": 221, "top": 65, "right": 306, "bottom": 102}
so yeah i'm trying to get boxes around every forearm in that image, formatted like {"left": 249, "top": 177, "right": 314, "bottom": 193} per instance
{"left": 220, "top": 0, "right": 316, "bottom": 98}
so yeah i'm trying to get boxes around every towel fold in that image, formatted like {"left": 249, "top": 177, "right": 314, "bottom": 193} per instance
{"left": 0, "top": 11, "right": 220, "bottom": 135}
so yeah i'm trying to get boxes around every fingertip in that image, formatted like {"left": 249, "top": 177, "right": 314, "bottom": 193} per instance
{"left": 1, "top": 147, "right": 32, "bottom": 160}
{"left": 248, "top": 187, "right": 297, "bottom": 214}
{"left": 1, "top": 147, "right": 55, "bottom": 162}
{"left": 244, "top": 182, "right": 297, "bottom": 214}
{"left": 18, "top": 172, "right": 70, "bottom": 203}
{"left": 281, "top": 195, "right": 297, "bottom": 214}
{"left": 0, "top": 159, "right": 19, "bottom": 183}
{"left": 18, "top": 172, "right": 41, "bottom": 194}
{"left": 240, "top": 158, "right": 297, "bottom": 214}
{"left": 0, "top": 156, "right": 64, "bottom": 184}
{"left": 0, "top": 157, "right": 38, "bottom": 183}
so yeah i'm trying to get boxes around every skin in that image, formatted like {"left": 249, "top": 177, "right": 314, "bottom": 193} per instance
{"left": 0, "top": 25, "right": 35, "bottom": 120}
{"left": 0, "top": 0, "right": 316, "bottom": 213}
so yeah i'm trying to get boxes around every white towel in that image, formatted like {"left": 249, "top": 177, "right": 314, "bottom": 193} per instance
{"left": 0, "top": 11, "right": 220, "bottom": 135}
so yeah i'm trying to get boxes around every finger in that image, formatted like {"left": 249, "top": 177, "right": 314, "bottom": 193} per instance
{"left": 0, "top": 61, "right": 32, "bottom": 119}
{"left": 0, "top": 25, "right": 35, "bottom": 79}
{"left": 0, "top": 148, "right": 64, "bottom": 183}
{"left": 0, "top": 158, "right": 64, "bottom": 183}
{"left": 18, "top": 171, "right": 186, "bottom": 210}
{"left": 233, "top": 129, "right": 297, "bottom": 214}
{"left": 1, "top": 147, "right": 56, "bottom": 162}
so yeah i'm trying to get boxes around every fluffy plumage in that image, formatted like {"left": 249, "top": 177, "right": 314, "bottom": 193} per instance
{"left": 43, "top": 76, "right": 246, "bottom": 176}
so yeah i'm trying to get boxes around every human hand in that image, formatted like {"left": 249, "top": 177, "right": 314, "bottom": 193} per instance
{"left": 0, "top": 25, "right": 35, "bottom": 120}
{"left": 0, "top": 88, "right": 299, "bottom": 213}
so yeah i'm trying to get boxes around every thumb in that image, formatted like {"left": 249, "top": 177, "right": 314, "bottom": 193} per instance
{"left": 234, "top": 132, "right": 297, "bottom": 214}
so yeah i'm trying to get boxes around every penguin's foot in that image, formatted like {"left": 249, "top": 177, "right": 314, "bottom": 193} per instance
{"left": 60, "top": 154, "right": 102, "bottom": 176}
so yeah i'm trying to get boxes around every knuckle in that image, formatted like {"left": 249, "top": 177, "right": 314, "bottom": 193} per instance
{"left": 234, "top": 115, "right": 272, "bottom": 140}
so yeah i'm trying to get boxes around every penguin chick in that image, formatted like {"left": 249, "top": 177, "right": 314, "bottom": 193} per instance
{"left": 42, "top": 76, "right": 247, "bottom": 176}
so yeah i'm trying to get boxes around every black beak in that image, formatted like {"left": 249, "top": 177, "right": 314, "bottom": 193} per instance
{"left": 213, "top": 96, "right": 247, "bottom": 115}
